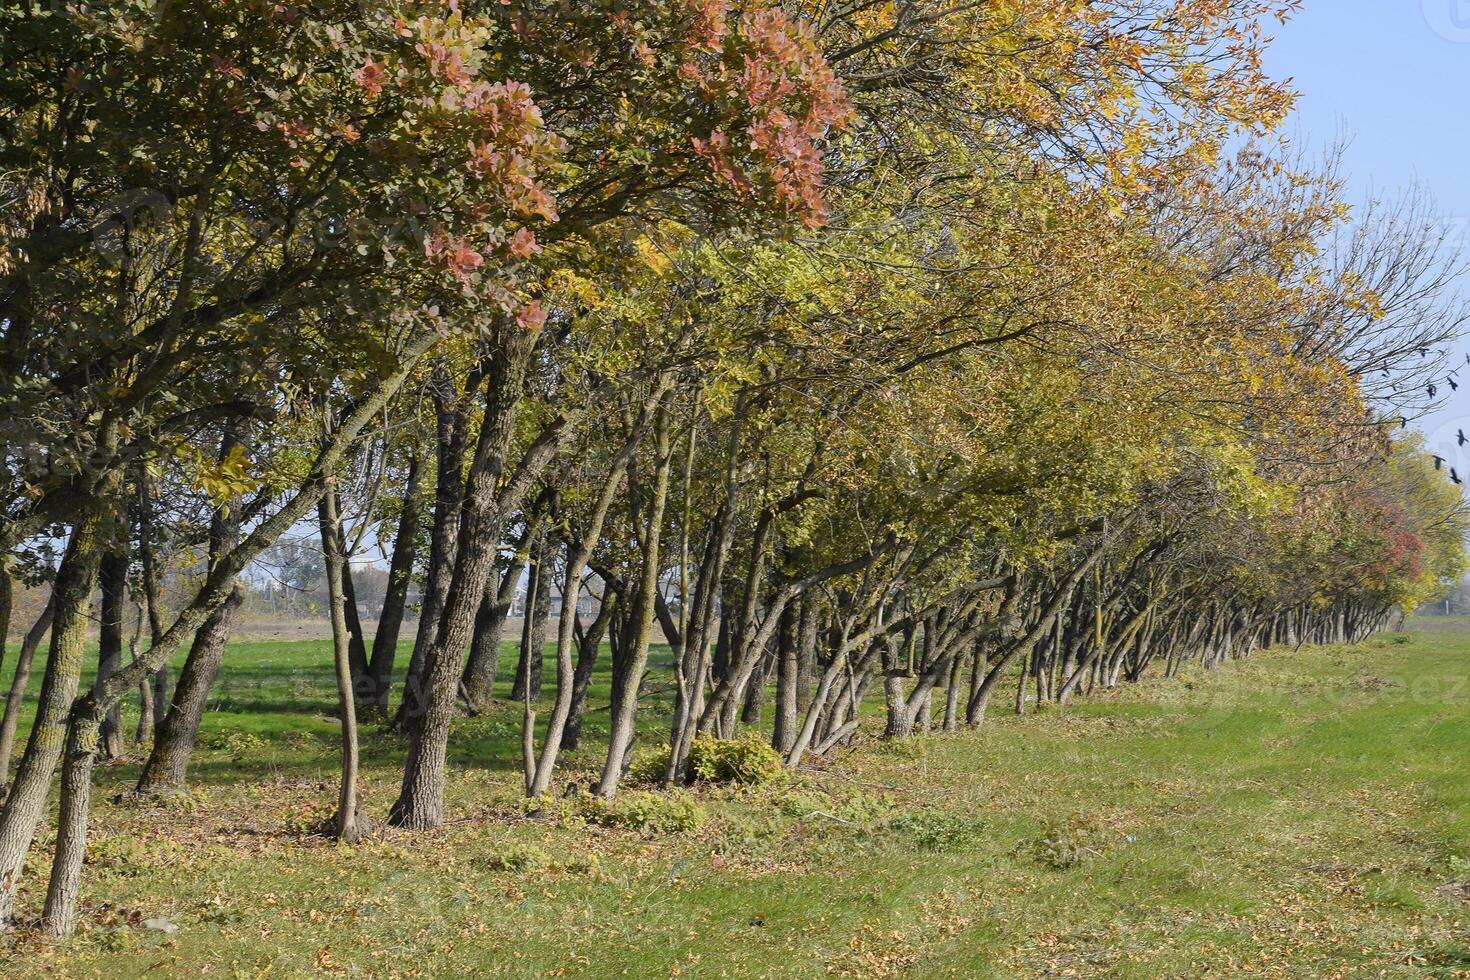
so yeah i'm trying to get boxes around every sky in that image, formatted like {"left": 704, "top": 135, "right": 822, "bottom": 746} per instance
{"left": 1262, "top": 0, "right": 1470, "bottom": 463}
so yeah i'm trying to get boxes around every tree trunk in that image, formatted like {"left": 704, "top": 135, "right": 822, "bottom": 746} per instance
{"left": 561, "top": 590, "right": 615, "bottom": 752}
{"left": 136, "top": 476, "right": 169, "bottom": 744}
{"left": 0, "top": 573, "right": 10, "bottom": 737}
{"left": 41, "top": 712, "right": 99, "bottom": 937}
{"left": 368, "top": 452, "right": 423, "bottom": 717}
{"left": 322, "top": 476, "right": 366, "bottom": 843}
{"left": 318, "top": 489, "right": 370, "bottom": 687}
{"left": 772, "top": 602, "right": 799, "bottom": 754}
{"left": 942, "top": 649, "right": 962, "bottom": 732}
{"left": 0, "top": 598, "right": 53, "bottom": 788}
{"left": 390, "top": 328, "right": 556, "bottom": 829}
{"left": 130, "top": 600, "right": 154, "bottom": 745}
{"left": 95, "top": 542, "right": 129, "bottom": 761}
{"left": 395, "top": 393, "right": 471, "bottom": 728}
{"left": 511, "top": 529, "right": 551, "bottom": 702}
{"left": 597, "top": 406, "right": 672, "bottom": 799}
{"left": 461, "top": 529, "right": 528, "bottom": 712}
{"left": 0, "top": 467, "right": 116, "bottom": 926}
{"left": 132, "top": 586, "right": 243, "bottom": 795}
{"left": 134, "top": 476, "right": 244, "bottom": 797}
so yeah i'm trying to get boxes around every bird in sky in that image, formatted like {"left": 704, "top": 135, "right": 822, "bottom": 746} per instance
{"left": 1454, "top": 468, "right": 1464, "bottom": 487}
{"left": 1429, "top": 384, "right": 1438, "bottom": 398}
{"left": 1434, "top": 455, "right": 1446, "bottom": 471}
{"left": 1458, "top": 429, "right": 1466, "bottom": 447}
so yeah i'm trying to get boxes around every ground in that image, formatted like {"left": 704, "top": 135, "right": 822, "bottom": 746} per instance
{"left": 1, "top": 624, "right": 1468, "bottom": 978}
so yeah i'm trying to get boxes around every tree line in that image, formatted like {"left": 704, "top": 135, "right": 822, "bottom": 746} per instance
{"left": 0, "top": 0, "right": 1466, "bottom": 938}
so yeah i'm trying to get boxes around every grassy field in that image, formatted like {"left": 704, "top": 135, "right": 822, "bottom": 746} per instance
{"left": 1, "top": 625, "right": 1469, "bottom": 978}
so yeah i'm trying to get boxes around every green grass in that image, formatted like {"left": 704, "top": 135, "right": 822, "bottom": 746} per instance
{"left": 2, "top": 628, "right": 1469, "bottom": 977}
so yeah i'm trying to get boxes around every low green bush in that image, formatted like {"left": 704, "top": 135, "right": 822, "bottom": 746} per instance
{"left": 483, "top": 842, "right": 553, "bottom": 873}
{"left": 689, "top": 734, "right": 784, "bottom": 785}
{"left": 575, "top": 790, "right": 708, "bottom": 835}
{"left": 888, "top": 808, "right": 986, "bottom": 853}
{"left": 625, "top": 744, "right": 673, "bottom": 785}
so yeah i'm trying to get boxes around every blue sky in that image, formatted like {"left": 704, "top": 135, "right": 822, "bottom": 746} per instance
{"left": 1263, "top": 1, "right": 1470, "bottom": 459}
{"left": 1265, "top": 2, "right": 1470, "bottom": 218}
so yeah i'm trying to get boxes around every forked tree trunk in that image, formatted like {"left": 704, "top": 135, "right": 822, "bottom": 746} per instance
{"left": 390, "top": 328, "right": 556, "bottom": 829}
{"left": 525, "top": 421, "right": 639, "bottom": 798}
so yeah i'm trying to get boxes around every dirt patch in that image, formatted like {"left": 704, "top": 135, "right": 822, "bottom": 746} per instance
{"left": 1434, "top": 880, "right": 1470, "bottom": 903}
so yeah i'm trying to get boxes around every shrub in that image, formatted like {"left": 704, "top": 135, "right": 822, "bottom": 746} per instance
{"left": 689, "top": 734, "right": 784, "bottom": 785}
{"left": 773, "top": 786, "right": 896, "bottom": 827}
{"left": 559, "top": 852, "right": 602, "bottom": 876}
{"left": 711, "top": 809, "right": 786, "bottom": 860}
{"left": 888, "top": 809, "right": 986, "bottom": 853}
{"left": 576, "top": 790, "right": 708, "bottom": 835}
{"left": 625, "top": 744, "right": 673, "bottom": 786}
{"left": 85, "top": 835, "right": 151, "bottom": 877}
{"left": 874, "top": 736, "right": 930, "bottom": 760}
{"left": 207, "top": 729, "right": 268, "bottom": 759}
{"left": 484, "top": 843, "right": 553, "bottom": 873}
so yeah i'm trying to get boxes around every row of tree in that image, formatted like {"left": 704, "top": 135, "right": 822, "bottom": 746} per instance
{"left": 1, "top": 0, "right": 1466, "bottom": 938}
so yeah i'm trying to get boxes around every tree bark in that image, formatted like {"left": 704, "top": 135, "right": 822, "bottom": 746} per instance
{"left": 368, "top": 451, "right": 424, "bottom": 717}
{"left": 597, "top": 405, "right": 672, "bottom": 799}
{"left": 318, "top": 489, "right": 370, "bottom": 686}
{"left": 322, "top": 474, "right": 366, "bottom": 843}
{"left": 390, "top": 328, "right": 564, "bottom": 829}
{"left": 0, "top": 463, "right": 116, "bottom": 926}
{"left": 95, "top": 542, "right": 129, "bottom": 761}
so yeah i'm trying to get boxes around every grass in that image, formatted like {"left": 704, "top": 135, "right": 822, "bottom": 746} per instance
{"left": 1, "top": 626, "right": 1469, "bottom": 977}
